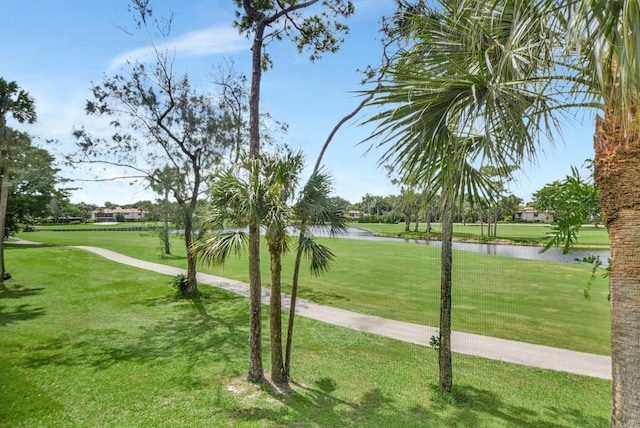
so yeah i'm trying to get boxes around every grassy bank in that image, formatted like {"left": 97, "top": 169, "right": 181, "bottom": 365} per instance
{"left": 1, "top": 245, "right": 610, "bottom": 426}
{"left": 17, "top": 230, "right": 611, "bottom": 355}
{"left": 354, "top": 222, "right": 610, "bottom": 248}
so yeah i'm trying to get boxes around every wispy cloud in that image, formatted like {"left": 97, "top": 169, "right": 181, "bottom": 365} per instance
{"left": 108, "top": 24, "right": 249, "bottom": 69}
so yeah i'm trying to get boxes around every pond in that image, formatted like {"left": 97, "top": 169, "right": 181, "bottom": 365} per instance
{"left": 309, "top": 226, "right": 610, "bottom": 267}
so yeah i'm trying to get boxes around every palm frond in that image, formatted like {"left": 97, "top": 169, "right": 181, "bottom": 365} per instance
{"left": 297, "top": 234, "right": 336, "bottom": 276}
{"left": 362, "top": 0, "right": 572, "bottom": 207}
{"left": 295, "top": 169, "right": 347, "bottom": 236}
{"left": 192, "top": 230, "right": 248, "bottom": 266}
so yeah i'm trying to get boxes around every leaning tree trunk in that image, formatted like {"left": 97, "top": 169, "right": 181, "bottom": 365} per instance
{"left": 268, "top": 236, "right": 287, "bottom": 386}
{"left": 593, "top": 107, "right": 640, "bottom": 427}
{"left": 438, "top": 203, "right": 454, "bottom": 393}
{"left": 285, "top": 230, "right": 305, "bottom": 378}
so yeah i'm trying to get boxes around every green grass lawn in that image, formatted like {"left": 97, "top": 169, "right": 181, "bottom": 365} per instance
{"left": 18, "top": 230, "right": 611, "bottom": 356}
{"left": 0, "top": 245, "right": 610, "bottom": 426}
{"left": 34, "top": 221, "right": 163, "bottom": 230}
{"left": 355, "top": 222, "right": 610, "bottom": 247}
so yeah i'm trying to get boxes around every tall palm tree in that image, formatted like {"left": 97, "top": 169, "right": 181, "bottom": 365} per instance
{"left": 0, "top": 78, "right": 36, "bottom": 284}
{"left": 564, "top": 1, "right": 640, "bottom": 425}
{"left": 365, "top": 0, "right": 560, "bottom": 392}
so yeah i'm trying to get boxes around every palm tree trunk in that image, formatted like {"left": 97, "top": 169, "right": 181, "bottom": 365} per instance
{"left": 269, "top": 238, "right": 286, "bottom": 386}
{"left": 593, "top": 111, "right": 640, "bottom": 427}
{"left": 425, "top": 212, "right": 432, "bottom": 234}
{"left": 285, "top": 231, "right": 304, "bottom": 378}
{"left": 493, "top": 204, "right": 498, "bottom": 237}
{"left": 439, "top": 203, "right": 454, "bottom": 393}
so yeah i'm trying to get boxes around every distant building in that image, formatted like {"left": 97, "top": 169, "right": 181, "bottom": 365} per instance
{"left": 514, "top": 207, "right": 554, "bottom": 222}
{"left": 345, "top": 210, "right": 361, "bottom": 219}
{"left": 91, "top": 207, "right": 146, "bottom": 222}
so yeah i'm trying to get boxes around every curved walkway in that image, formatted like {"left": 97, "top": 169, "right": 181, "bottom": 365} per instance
{"left": 9, "top": 238, "right": 611, "bottom": 380}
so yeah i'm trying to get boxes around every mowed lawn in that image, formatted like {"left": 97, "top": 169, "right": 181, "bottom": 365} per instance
{"left": 20, "top": 229, "right": 611, "bottom": 356}
{"left": 355, "top": 222, "right": 610, "bottom": 247}
{"left": 0, "top": 244, "right": 610, "bottom": 427}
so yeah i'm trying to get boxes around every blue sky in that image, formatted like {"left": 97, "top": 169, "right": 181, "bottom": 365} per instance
{"left": 2, "top": 0, "right": 597, "bottom": 206}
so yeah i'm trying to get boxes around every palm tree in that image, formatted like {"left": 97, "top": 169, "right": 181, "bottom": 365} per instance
{"left": 284, "top": 169, "right": 346, "bottom": 378}
{"left": 365, "top": 0, "right": 559, "bottom": 392}
{"left": 261, "top": 151, "right": 303, "bottom": 386}
{"left": 0, "top": 78, "right": 36, "bottom": 284}
{"left": 194, "top": 150, "right": 303, "bottom": 387}
{"left": 564, "top": 2, "right": 640, "bottom": 424}
{"left": 148, "top": 166, "right": 180, "bottom": 256}
{"left": 374, "top": 0, "right": 640, "bottom": 423}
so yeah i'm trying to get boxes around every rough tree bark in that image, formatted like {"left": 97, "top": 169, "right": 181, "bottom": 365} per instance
{"left": 593, "top": 101, "right": 640, "bottom": 427}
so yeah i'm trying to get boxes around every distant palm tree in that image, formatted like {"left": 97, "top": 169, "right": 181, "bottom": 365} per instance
{"left": 0, "top": 78, "right": 36, "bottom": 284}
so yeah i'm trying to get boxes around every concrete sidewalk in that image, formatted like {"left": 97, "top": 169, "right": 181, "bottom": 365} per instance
{"left": 65, "top": 245, "right": 611, "bottom": 380}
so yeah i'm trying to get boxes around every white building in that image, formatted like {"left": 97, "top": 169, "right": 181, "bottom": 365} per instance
{"left": 514, "top": 207, "right": 554, "bottom": 222}
{"left": 91, "top": 207, "right": 146, "bottom": 222}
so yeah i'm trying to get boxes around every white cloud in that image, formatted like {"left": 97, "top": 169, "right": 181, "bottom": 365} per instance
{"left": 108, "top": 24, "right": 249, "bottom": 70}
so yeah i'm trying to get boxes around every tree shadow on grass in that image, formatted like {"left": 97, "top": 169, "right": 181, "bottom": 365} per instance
{"left": 227, "top": 379, "right": 607, "bottom": 427}
{"left": 298, "top": 286, "right": 350, "bottom": 304}
{"left": 0, "top": 284, "right": 46, "bottom": 326}
{"left": 20, "top": 292, "right": 249, "bottom": 375}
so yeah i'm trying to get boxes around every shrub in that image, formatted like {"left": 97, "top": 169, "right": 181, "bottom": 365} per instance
{"left": 171, "top": 273, "right": 189, "bottom": 296}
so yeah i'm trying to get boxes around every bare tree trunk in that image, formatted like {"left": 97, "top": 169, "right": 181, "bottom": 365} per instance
{"left": 246, "top": 15, "right": 268, "bottom": 385}
{"left": 593, "top": 110, "right": 640, "bottom": 427}
{"left": 247, "top": 222, "right": 265, "bottom": 383}
{"left": 162, "top": 189, "right": 171, "bottom": 255}
{"left": 439, "top": 203, "right": 454, "bottom": 393}
{"left": 183, "top": 215, "right": 198, "bottom": 295}
{"left": 0, "top": 160, "right": 9, "bottom": 284}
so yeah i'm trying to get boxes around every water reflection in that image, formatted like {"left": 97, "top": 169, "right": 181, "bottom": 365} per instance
{"left": 308, "top": 226, "right": 610, "bottom": 266}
